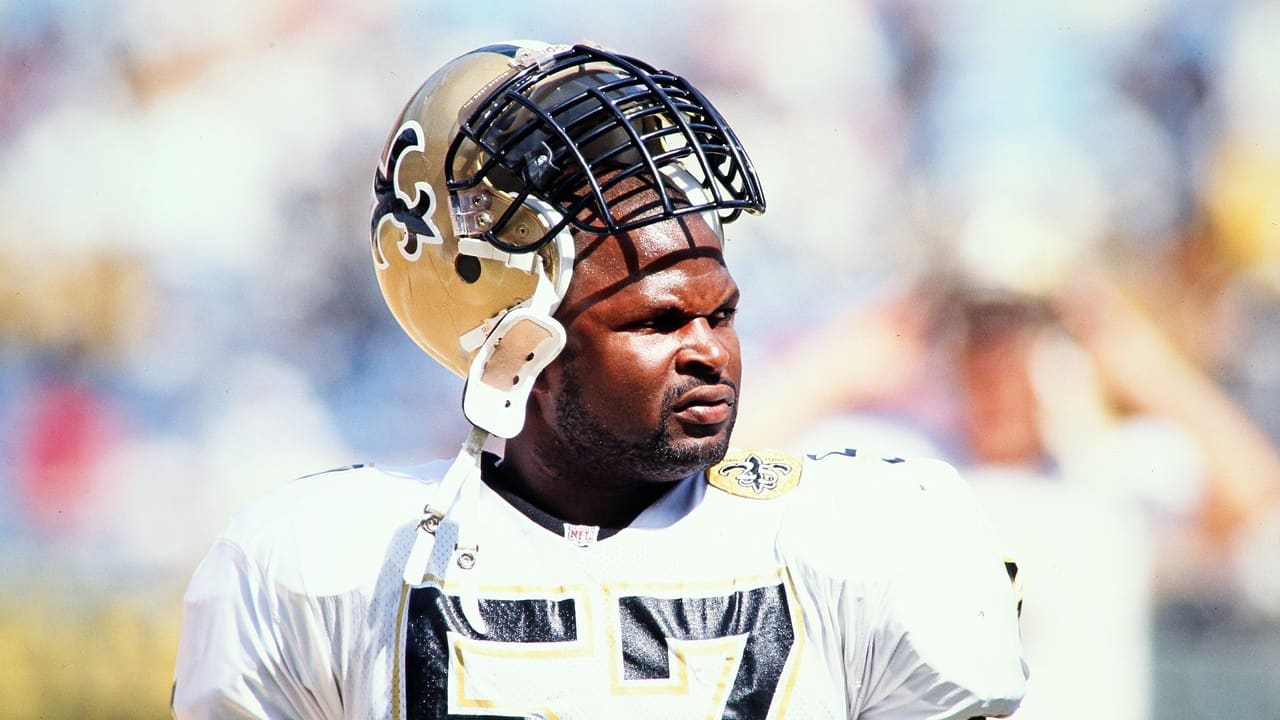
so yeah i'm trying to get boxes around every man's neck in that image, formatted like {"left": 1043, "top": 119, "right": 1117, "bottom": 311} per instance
{"left": 498, "top": 438, "right": 685, "bottom": 528}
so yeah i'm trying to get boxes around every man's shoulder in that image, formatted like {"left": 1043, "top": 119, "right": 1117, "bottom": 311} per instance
{"left": 211, "top": 459, "right": 451, "bottom": 596}
{"left": 706, "top": 445, "right": 971, "bottom": 556}
{"left": 224, "top": 460, "right": 449, "bottom": 536}
{"left": 763, "top": 448, "right": 975, "bottom": 578}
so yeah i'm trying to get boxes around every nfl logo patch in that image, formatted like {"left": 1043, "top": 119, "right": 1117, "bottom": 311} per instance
{"left": 563, "top": 523, "right": 600, "bottom": 547}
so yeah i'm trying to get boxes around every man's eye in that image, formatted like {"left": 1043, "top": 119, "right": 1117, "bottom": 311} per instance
{"left": 636, "top": 314, "right": 681, "bottom": 332}
{"left": 711, "top": 308, "right": 738, "bottom": 326}
{"left": 630, "top": 307, "right": 736, "bottom": 332}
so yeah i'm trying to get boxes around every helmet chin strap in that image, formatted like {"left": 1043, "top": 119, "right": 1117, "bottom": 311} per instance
{"left": 461, "top": 265, "right": 567, "bottom": 439}
{"left": 403, "top": 250, "right": 571, "bottom": 590}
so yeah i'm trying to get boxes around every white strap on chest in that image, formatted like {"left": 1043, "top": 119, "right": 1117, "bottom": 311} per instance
{"left": 402, "top": 427, "right": 487, "bottom": 585}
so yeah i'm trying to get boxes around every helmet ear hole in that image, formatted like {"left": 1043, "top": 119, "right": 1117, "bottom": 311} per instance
{"left": 455, "top": 255, "right": 482, "bottom": 283}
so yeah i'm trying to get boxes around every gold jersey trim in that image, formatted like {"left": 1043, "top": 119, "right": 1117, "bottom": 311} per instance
{"left": 707, "top": 449, "right": 803, "bottom": 500}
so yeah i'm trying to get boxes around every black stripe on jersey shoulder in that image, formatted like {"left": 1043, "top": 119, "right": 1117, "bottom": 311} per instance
{"left": 807, "top": 448, "right": 857, "bottom": 461}
{"left": 294, "top": 463, "right": 370, "bottom": 480}
{"left": 806, "top": 448, "right": 906, "bottom": 464}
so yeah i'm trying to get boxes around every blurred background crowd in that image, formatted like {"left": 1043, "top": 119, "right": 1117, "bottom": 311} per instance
{"left": 2, "top": 0, "right": 1278, "bottom": 717}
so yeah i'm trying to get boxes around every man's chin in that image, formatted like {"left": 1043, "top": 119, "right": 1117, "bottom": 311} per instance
{"left": 656, "top": 427, "right": 733, "bottom": 476}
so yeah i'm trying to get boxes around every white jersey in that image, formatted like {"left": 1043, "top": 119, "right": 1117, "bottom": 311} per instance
{"left": 172, "top": 447, "right": 1027, "bottom": 719}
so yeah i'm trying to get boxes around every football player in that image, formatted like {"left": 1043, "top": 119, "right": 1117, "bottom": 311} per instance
{"left": 172, "top": 41, "right": 1027, "bottom": 719}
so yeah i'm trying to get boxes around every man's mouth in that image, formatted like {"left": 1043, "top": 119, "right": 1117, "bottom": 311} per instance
{"left": 671, "top": 385, "right": 736, "bottom": 426}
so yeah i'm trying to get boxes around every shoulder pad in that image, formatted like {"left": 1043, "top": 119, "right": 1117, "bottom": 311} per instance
{"left": 707, "top": 449, "right": 803, "bottom": 499}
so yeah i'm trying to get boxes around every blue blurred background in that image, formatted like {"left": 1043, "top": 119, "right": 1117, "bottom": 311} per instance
{"left": 2, "top": 0, "right": 1279, "bottom": 717}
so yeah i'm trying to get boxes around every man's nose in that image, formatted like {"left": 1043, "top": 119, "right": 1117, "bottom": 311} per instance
{"left": 676, "top": 317, "right": 732, "bottom": 377}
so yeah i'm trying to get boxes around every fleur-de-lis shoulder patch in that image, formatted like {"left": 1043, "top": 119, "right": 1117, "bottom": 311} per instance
{"left": 708, "top": 449, "right": 803, "bottom": 500}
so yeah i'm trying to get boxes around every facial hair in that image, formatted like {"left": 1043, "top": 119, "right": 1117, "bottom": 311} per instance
{"left": 552, "top": 363, "right": 736, "bottom": 484}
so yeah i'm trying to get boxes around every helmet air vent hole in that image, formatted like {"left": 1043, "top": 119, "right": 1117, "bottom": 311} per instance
{"left": 455, "top": 255, "right": 482, "bottom": 283}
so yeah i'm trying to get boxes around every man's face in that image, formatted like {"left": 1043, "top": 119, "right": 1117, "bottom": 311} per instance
{"left": 530, "top": 208, "right": 742, "bottom": 483}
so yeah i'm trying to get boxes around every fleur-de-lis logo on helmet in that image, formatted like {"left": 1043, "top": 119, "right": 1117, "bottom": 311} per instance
{"left": 370, "top": 121, "right": 442, "bottom": 269}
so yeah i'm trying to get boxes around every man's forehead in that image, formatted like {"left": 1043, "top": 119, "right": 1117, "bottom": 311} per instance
{"left": 558, "top": 211, "right": 729, "bottom": 323}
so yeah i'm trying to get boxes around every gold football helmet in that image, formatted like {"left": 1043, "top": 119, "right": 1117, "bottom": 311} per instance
{"left": 371, "top": 40, "right": 765, "bottom": 438}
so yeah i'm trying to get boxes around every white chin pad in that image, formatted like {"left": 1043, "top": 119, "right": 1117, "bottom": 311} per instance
{"left": 463, "top": 307, "right": 566, "bottom": 438}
